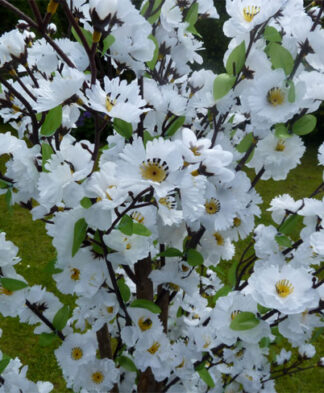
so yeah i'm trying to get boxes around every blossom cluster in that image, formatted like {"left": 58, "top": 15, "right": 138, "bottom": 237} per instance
{"left": 0, "top": 0, "right": 323, "bottom": 392}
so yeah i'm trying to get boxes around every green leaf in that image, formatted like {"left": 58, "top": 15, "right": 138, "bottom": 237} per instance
{"left": 5, "top": 188, "right": 12, "bottom": 213}
{"left": 213, "top": 73, "right": 236, "bottom": 100}
{"left": 213, "top": 285, "right": 232, "bottom": 303}
{"left": 130, "top": 299, "right": 161, "bottom": 314}
{"left": 292, "top": 114, "right": 317, "bottom": 136}
{"left": 41, "top": 105, "right": 62, "bottom": 136}
{"left": 158, "top": 248, "right": 183, "bottom": 257}
{"left": 185, "top": 2, "right": 201, "bottom": 36}
{"left": 147, "top": 34, "right": 159, "bottom": 70}
{"left": 226, "top": 40, "right": 246, "bottom": 76}
{"left": 196, "top": 367, "right": 215, "bottom": 388}
{"left": 259, "top": 337, "right": 271, "bottom": 348}
{"left": 132, "top": 222, "right": 152, "bottom": 237}
{"left": 43, "top": 259, "right": 62, "bottom": 274}
{"left": 274, "top": 123, "right": 291, "bottom": 139}
{"left": 148, "top": 0, "right": 163, "bottom": 24}
{"left": 72, "top": 218, "right": 88, "bottom": 257}
{"left": 41, "top": 143, "right": 54, "bottom": 172}
{"left": 257, "top": 304, "right": 271, "bottom": 314}
{"left": 143, "top": 131, "right": 154, "bottom": 147}
{"left": 236, "top": 132, "right": 254, "bottom": 153}
{"left": 53, "top": 305, "right": 70, "bottom": 331}
{"left": 80, "top": 197, "right": 92, "bottom": 209}
{"left": 275, "top": 233, "right": 292, "bottom": 248}
{"left": 0, "top": 355, "right": 10, "bottom": 373}
{"left": 264, "top": 26, "right": 282, "bottom": 43}
{"left": 165, "top": 116, "right": 186, "bottom": 137}
{"left": 227, "top": 259, "right": 239, "bottom": 287}
{"left": 287, "top": 80, "right": 296, "bottom": 103}
{"left": 92, "top": 230, "right": 104, "bottom": 255}
{"left": 0, "top": 179, "right": 11, "bottom": 189}
{"left": 117, "top": 355, "right": 137, "bottom": 372}
{"left": 186, "top": 248, "right": 204, "bottom": 266}
{"left": 102, "top": 34, "right": 115, "bottom": 55}
{"left": 311, "top": 326, "right": 324, "bottom": 343}
{"left": 117, "top": 215, "right": 133, "bottom": 236}
{"left": 113, "top": 118, "right": 133, "bottom": 139}
{"left": 230, "top": 311, "right": 260, "bottom": 331}
{"left": 279, "top": 214, "right": 302, "bottom": 235}
{"left": 71, "top": 26, "right": 92, "bottom": 47}
{"left": 0, "top": 278, "right": 28, "bottom": 291}
{"left": 266, "top": 43, "right": 294, "bottom": 75}
{"left": 117, "top": 278, "right": 131, "bottom": 302}
{"left": 38, "top": 332, "right": 57, "bottom": 347}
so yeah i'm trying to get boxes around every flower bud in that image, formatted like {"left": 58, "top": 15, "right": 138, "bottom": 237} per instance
{"left": 89, "top": 0, "right": 117, "bottom": 21}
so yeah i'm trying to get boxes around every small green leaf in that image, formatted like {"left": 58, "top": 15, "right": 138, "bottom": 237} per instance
{"left": 132, "top": 222, "right": 152, "bottom": 237}
{"left": 275, "top": 233, "right": 292, "bottom": 248}
{"left": 5, "top": 188, "right": 12, "bottom": 213}
{"left": 279, "top": 214, "right": 302, "bottom": 235}
{"left": 53, "top": 305, "right": 70, "bottom": 331}
{"left": 71, "top": 26, "right": 92, "bottom": 47}
{"left": 264, "top": 26, "right": 282, "bottom": 43}
{"left": 158, "top": 248, "right": 183, "bottom": 258}
{"left": 41, "top": 105, "right": 62, "bottom": 136}
{"left": 185, "top": 2, "right": 201, "bottom": 36}
{"left": 196, "top": 367, "right": 215, "bottom": 388}
{"left": 227, "top": 260, "right": 239, "bottom": 287}
{"left": 92, "top": 230, "right": 104, "bottom": 255}
{"left": 311, "top": 326, "right": 324, "bottom": 343}
{"left": 230, "top": 312, "right": 260, "bottom": 331}
{"left": 165, "top": 116, "right": 186, "bottom": 137}
{"left": 236, "top": 132, "right": 254, "bottom": 153}
{"left": 187, "top": 249, "right": 204, "bottom": 266}
{"left": 143, "top": 131, "right": 154, "bottom": 147}
{"left": 147, "top": 34, "right": 159, "bottom": 70}
{"left": 0, "top": 179, "right": 11, "bottom": 189}
{"left": 148, "top": 0, "right": 163, "bottom": 24}
{"left": 43, "top": 259, "right": 62, "bottom": 274}
{"left": 41, "top": 143, "right": 54, "bottom": 172}
{"left": 213, "top": 285, "right": 232, "bottom": 303}
{"left": 274, "top": 123, "right": 291, "bottom": 139}
{"left": 80, "top": 197, "right": 92, "bottom": 209}
{"left": 113, "top": 118, "right": 133, "bottom": 139}
{"left": 287, "top": 80, "right": 296, "bottom": 103}
{"left": 257, "top": 304, "right": 271, "bottom": 314}
{"left": 130, "top": 299, "right": 161, "bottom": 314}
{"left": 266, "top": 43, "right": 294, "bottom": 75}
{"left": 0, "top": 355, "right": 10, "bottom": 373}
{"left": 117, "top": 355, "right": 137, "bottom": 372}
{"left": 0, "top": 278, "right": 28, "bottom": 291}
{"left": 117, "top": 215, "right": 133, "bottom": 236}
{"left": 72, "top": 218, "right": 88, "bottom": 257}
{"left": 38, "top": 332, "right": 57, "bottom": 347}
{"left": 292, "top": 114, "right": 317, "bottom": 136}
{"left": 259, "top": 337, "right": 271, "bottom": 348}
{"left": 117, "top": 279, "right": 131, "bottom": 302}
{"left": 102, "top": 34, "right": 115, "bottom": 55}
{"left": 226, "top": 40, "right": 246, "bottom": 76}
{"left": 213, "top": 73, "right": 236, "bottom": 100}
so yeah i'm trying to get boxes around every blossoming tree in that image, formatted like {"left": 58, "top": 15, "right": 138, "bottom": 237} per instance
{"left": 0, "top": 0, "right": 323, "bottom": 392}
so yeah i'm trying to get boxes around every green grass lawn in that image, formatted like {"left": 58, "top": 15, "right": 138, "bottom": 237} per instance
{"left": 0, "top": 146, "right": 323, "bottom": 392}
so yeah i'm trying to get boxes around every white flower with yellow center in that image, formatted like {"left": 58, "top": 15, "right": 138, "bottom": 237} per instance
{"left": 223, "top": 0, "right": 283, "bottom": 38}
{"left": 246, "top": 264, "right": 319, "bottom": 314}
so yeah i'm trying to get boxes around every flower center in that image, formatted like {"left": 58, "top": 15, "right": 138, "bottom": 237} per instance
{"left": 131, "top": 211, "right": 145, "bottom": 223}
{"left": 70, "top": 268, "right": 80, "bottom": 281}
{"left": 205, "top": 198, "right": 221, "bottom": 215}
{"left": 147, "top": 341, "right": 160, "bottom": 354}
{"left": 71, "top": 347, "right": 83, "bottom": 360}
{"left": 107, "top": 306, "right": 114, "bottom": 313}
{"left": 105, "top": 96, "right": 114, "bottom": 112}
{"left": 233, "top": 217, "right": 241, "bottom": 227}
{"left": 275, "top": 140, "right": 285, "bottom": 151}
{"left": 91, "top": 371, "right": 104, "bottom": 384}
{"left": 140, "top": 158, "right": 168, "bottom": 183}
{"left": 275, "top": 279, "right": 294, "bottom": 298}
{"left": 138, "top": 317, "right": 153, "bottom": 331}
{"left": 267, "top": 87, "right": 285, "bottom": 106}
{"left": 0, "top": 287, "right": 13, "bottom": 296}
{"left": 190, "top": 145, "right": 201, "bottom": 156}
{"left": 231, "top": 310, "right": 241, "bottom": 320}
{"left": 213, "top": 232, "right": 224, "bottom": 246}
{"left": 243, "top": 5, "right": 260, "bottom": 22}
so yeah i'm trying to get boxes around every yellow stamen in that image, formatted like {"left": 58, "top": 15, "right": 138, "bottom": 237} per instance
{"left": 92, "top": 31, "right": 102, "bottom": 43}
{"left": 71, "top": 347, "right": 83, "bottom": 360}
{"left": 138, "top": 317, "right": 153, "bottom": 331}
{"left": 275, "top": 140, "right": 285, "bottom": 151}
{"left": 91, "top": 371, "right": 104, "bottom": 384}
{"left": 243, "top": 5, "right": 260, "bottom": 22}
{"left": 70, "top": 268, "right": 80, "bottom": 281}
{"left": 213, "top": 232, "right": 224, "bottom": 246}
{"left": 267, "top": 87, "right": 285, "bottom": 106}
{"left": 125, "top": 243, "right": 132, "bottom": 250}
{"left": 233, "top": 217, "right": 241, "bottom": 227}
{"left": 275, "top": 279, "right": 294, "bottom": 298}
{"left": 105, "top": 96, "right": 114, "bottom": 112}
{"left": 131, "top": 211, "right": 145, "bottom": 223}
{"left": 190, "top": 145, "right": 201, "bottom": 156}
{"left": 107, "top": 306, "right": 114, "bottom": 313}
{"left": 147, "top": 342, "right": 160, "bottom": 354}
{"left": 231, "top": 310, "right": 241, "bottom": 320}
{"left": 205, "top": 198, "right": 221, "bottom": 215}
{"left": 0, "top": 287, "right": 13, "bottom": 296}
